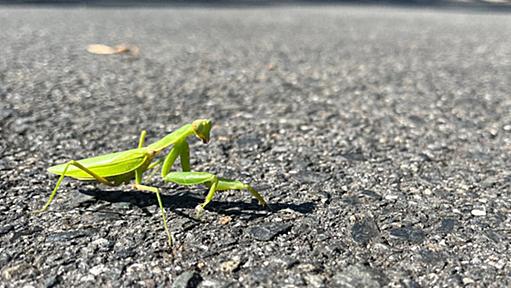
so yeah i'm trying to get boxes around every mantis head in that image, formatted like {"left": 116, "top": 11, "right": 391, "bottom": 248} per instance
{"left": 192, "top": 119, "right": 212, "bottom": 143}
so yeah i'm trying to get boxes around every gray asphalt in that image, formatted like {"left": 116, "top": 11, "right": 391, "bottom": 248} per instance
{"left": 1, "top": 5, "right": 510, "bottom": 287}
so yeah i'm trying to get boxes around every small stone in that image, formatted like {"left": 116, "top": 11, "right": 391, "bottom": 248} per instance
{"left": 218, "top": 216, "right": 232, "bottom": 225}
{"left": 384, "top": 194, "right": 399, "bottom": 201}
{"left": 389, "top": 227, "right": 425, "bottom": 243}
{"left": 69, "top": 192, "right": 96, "bottom": 208}
{"left": 270, "top": 256, "right": 299, "bottom": 269}
{"left": 471, "top": 209, "right": 486, "bottom": 216}
{"left": 437, "top": 219, "right": 456, "bottom": 234}
{"left": 418, "top": 249, "right": 444, "bottom": 263}
{"left": 297, "top": 263, "right": 318, "bottom": 273}
{"left": 110, "top": 201, "right": 131, "bottom": 210}
{"left": 352, "top": 218, "right": 379, "bottom": 245}
{"left": 144, "top": 279, "right": 156, "bottom": 288}
{"left": 80, "top": 275, "right": 95, "bottom": 282}
{"left": 462, "top": 277, "right": 475, "bottom": 284}
{"left": 196, "top": 261, "right": 206, "bottom": 270}
{"left": 46, "top": 230, "right": 89, "bottom": 242}
{"left": 172, "top": 271, "right": 202, "bottom": 288}
{"left": 359, "top": 190, "right": 382, "bottom": 200}
{"left": 220, "top": 257, "right": 241, "bottom": 273}
{"left": 400, "top": 278, "right": 421, "bottom": 288}
{"left": 248, "top": 223, "right": 292, "bottom": 241}
{"left": 90, "top": 238, "right": 112, "bottom": 251}
{"left": 284, "top": 273, "right": 306, "bottom": 285}
{"left": 44, "top": 275, "right": 59, "bottom": 288}
{"left": 2, "top": 264, "right": 28, "bottom": 280}
{"left": 484, "top": 230, "right": 502, "bottom": 243}
{"left": 0, "top": 225, "right": 14, "bottom": 236}
{"left": 339, "top": 151, "right": 366, "bottom": 161}
{"left": 198, "top": 278, "right": 236, "bottom": 288}
{"left": 272, "top": 145, "right": 288, "bottom": 153}
{"left": 90, "top": 264, "right": 108, "bottom": 276}
{"left": 304, "top": 274, "right": 326, "bottom": 288}
{"left": 116, "top": 248, "right": 135, "bottom": 259}
{"left": 332, "top": 264, "right": 388, "bottom": 288}
{"left": 0, "top": 253, "right": 12, "bottom": 267}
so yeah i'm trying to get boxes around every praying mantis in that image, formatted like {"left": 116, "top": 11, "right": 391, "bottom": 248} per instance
{"left": 35, "top": 119, "right": 268, "bottom": 246}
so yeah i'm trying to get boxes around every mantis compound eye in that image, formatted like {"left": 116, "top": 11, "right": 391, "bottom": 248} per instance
{"left": 192, "top": 119, "right": 212, "bottom": 143}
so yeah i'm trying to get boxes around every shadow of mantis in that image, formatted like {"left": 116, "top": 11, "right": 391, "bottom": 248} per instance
{"left": 76, "top": 186, "right": 315, "bottom": 221}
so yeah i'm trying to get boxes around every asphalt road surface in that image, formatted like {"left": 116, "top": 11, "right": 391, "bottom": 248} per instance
{"left": 1, "top": 5, "right": 510, "bottom": 287}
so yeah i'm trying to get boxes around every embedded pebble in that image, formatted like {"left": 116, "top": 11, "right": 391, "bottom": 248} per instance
{"left": 247, "top": 223, "right": 292, "bottom": 241}
{"left": 352, "top": 218, "right": 379, "bottom": 245}
{"left": 389, "top": 227, "right": 426, "bottom": 243}
{"left": 332, "top": 264, "right": 388, "bottom": 288}
{"left": 220, "top": 257, "right": 241, "bottom": 273}
{"left": 471, "top": 209, "right": 486, "bottom": 216}
{"left": 172, "top": 271, "right": 202, "bottom": 288}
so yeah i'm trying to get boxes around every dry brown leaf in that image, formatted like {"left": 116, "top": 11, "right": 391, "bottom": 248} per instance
{"left": 86, "top": 43, "right": 139, "bottom": 57}
{"left": 86, "top": 44, "right": 119, "bottom": 55}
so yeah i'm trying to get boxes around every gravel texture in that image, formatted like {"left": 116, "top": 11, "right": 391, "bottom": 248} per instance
{"left": 1, "top": 5, "right": 510, "bottom": 287}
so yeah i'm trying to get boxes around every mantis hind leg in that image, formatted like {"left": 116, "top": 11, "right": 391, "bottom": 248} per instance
{"left": 195, "top": 176, "right": 219, "bottom": 218}
{"left": 196, "top": 177, "right": 269, "bottom": 217}
{"left": 244, "top": 185, "right": 268, "bottom": 208}
{"left": 217, "top": 178, "right": 268, "bottom": 207}
{"left": 193, "top": 175, "right": 268, "bottom": 218}
{"left": 164, "top": 171, "right": 269, "bottom": 218}
{"left": 132, "top": 183, "right": 173, "bottom": 247}
{"left": 36, "top": 160, "right": 115, "bottom": 213}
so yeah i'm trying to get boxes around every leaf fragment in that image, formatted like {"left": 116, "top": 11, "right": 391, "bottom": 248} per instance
{"left": 218, "top": 216, "right": 232, "bottom": 225}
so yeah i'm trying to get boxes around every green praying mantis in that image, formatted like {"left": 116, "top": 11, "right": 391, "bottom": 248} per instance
{"left": 35, "top": 119, "right": 268, "bottom": 246}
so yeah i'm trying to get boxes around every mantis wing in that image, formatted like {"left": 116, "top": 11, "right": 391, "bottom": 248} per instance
{"left": 47, "top": 148, "right": 148, "bottom": 180}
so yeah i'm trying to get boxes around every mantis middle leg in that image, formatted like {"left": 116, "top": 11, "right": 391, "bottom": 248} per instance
{"left": 133, "top": 169, "right": 173, "bottom": 247}
{"left": 138, "top": 130, "right": 147, "bottom": 148}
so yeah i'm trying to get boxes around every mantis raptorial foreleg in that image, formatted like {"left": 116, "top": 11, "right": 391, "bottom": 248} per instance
{"left": 36, "top": 160, "right": 116, "bottom": 213}
{"left": 161, "top": 142, "right": 190, "bottom": 177}
{"left": 179, "top": 142, "right": 191, "bottom": 172}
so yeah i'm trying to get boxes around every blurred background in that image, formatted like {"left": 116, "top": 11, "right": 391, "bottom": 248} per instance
{"left": 0, "top": 0, "right": 510, "bottom": 9}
